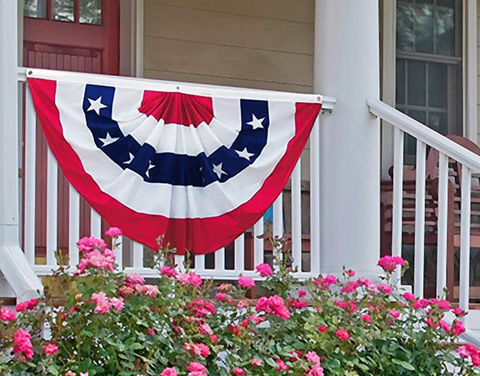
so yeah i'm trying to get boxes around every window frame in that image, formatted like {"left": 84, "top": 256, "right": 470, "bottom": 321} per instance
{"left": 395, "top": 0, "right": 463, "bottom": 138}
{"left": 24, "top": 0, "right": 103, "bottom": 26}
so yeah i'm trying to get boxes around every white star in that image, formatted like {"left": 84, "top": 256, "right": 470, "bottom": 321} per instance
{"left": 247, "top": 114, "right": 265, "bottom": 130}
{"left": 146, "top": 162, "right": 155, "bottom": 178}
{"left": 87, "top": 96, "right": 107, "bottom": 115}
{"left": 212, "top": 162, "right": 227, "bottom": 179}
{"left": 123, "top": 152, "right": 135, "bottom": 165}
{"left": 235, "top": 147, "right": 255, "bottom": 161}
{"left": 98, "top": 132, "right": 119, "bottom": 147}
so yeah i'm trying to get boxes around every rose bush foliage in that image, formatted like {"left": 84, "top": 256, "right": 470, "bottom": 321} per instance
{"left": 0, "top": 229, "right": 479, "bottom": 376}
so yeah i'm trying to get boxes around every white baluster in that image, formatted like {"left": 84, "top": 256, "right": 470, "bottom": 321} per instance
{"left": 414, "top": 140, "right": 426, "bottom": 298}
{"left": 273, "top": 193, "right": 283, "bottom": 238}
{"left": 46, "top": 148, "right": 58, "bottom": 267}
{"left": 115, "top": 236, "right": 123, "bottom": 270}
{"left": 234, "top": 235, "right": 245, "bottom": 272}
{"left": 175, "top": 255, "right": 185, "bottom": 272}
{"left": 459, "top": 165, "right": 472, "bottom": 315}
{"left": 132, "top": 241, "right": 143, "bottom": 269}
{"left": 436, "top": 152, "right": 449, "bottom": 297}
{"left": 215, "top": 248, "right": 225, "bottom": 271}
{"left": 310, "top": 118, "right": 321, "bottom": 275}
{"left": 292, "top": 160, "right": 302, "bottom": 271}
{"left": 68, "top": 185, "right": 80, "bottom": 269}
{"left": 24, "top": 86, "right": 36, "bottom": 265}
{"left": 195, "top": 254, "right": 205, "bottom": 272}
{"left": 392, "top": 128, "right": 404, "bottom": 283}
{"left": 254, "top": 218, "right": 264, "bottom": 267}
{"left": 90, "top": 209, "right": 101, "bottom": 238}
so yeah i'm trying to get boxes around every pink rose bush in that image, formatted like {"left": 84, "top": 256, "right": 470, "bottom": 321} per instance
{"left": 0, "top": 234, "right": 478, "bottom": 376}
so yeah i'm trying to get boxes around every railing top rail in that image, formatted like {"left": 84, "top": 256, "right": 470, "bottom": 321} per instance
{"left": 368, "top": 99, "right": 480, "bottom": 173}
{"left": 18, "top": 67, "right": 336, "bottom": 110}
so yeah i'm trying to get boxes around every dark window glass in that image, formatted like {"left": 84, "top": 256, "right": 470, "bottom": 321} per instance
{"left": 428, "top": 63, "right": 447, "bottom": 108}
{"left": 397, "top": 0, "right": 456, "bottom": 56}
{"left": 80, "top": 0, "right": 102, "bottom": 25}
{"left": 396, "top": 59, "right": 406, "bottom": 105}
{"left": 53, "top": 0, "right": 74, "bottom": 22}
{"left": 407, "top": 60, "right": 426, "bottom": 106}
{"left": 428, "top": 111, "right": 447, "bottom": 134}
{"left": 24, "top": 0, "right": 47, "bottom": 18}
{"left": 435, "top": 7, "right": 455, "bottom": 56}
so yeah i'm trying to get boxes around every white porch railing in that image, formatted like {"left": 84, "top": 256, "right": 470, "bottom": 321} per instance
{"left": 18, "top": 68, "right": 336, "bottom": 281}
{"left": 369, "top": 99, "right": 480, "bottom": 315}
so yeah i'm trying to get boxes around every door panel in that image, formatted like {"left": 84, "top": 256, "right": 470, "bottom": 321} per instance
{"left": 23, "top": 0, "right": 119, "bottom": 260}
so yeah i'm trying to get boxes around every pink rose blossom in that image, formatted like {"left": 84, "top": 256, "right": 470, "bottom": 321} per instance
{"left": 238, "top": 276, "right": 255, "bottom": 288}
{"left": 452, "top": 320, "right": 466, "bottom": 336}
{"left": 160, "top": 266, "right": 178, "bottom": 278}
{"left": 305, "top": 351, "right": 320, "bottom": 364}
{"left": 360, "top": 313, "right": 372, "bottom": 323}
{"left": 388, "top": 309, "right": 400, "bottom": 319}
{"left": 76, "top": 236, "right": 107, "bottom": 253}
{"left": 315, "top": 275, "right": 337, "bottom": 290}
{"left": 403, "top": 292, "right": 415, "bottom": 301}
{"left": 110, "top": 297, "right": 124, "bottom": 311}
{"left": 306, "top": 364, "right": 324, "bottom": 376}
{"left": 452, "top": 307, "right": 466, "bottom": 317}
{"left": 377, "top": 255, "right": 405, "bottom": 272}
{"left": 125, "top": 273, "right": 145, "bottom": 287}
{"left": 232, "top": 367, "right": 245, "bottom": 375}
{"left": 0, "top": 307, "right": 16, "bottom": 321}
{"left": 78, "top": 249, "right": 116, "bottom": 273}
{"left": 199, "top": 323, "right": 213, "bottom": 335}
{"left": 276, "top": 359, "right": 289, "bottom": 371}
{"left": 298, "top": 289, "right": 307, "bottom": 297}
{"left": 251, "top": 358, "right": 262, "bottom": 367}
{"left": 65, "top": 372, "right": 76, "bottom": 376}
{"left": 137, "top": 284, "right": 159, "bottom": 298}
{"left": 13, "top": 329, "right": 34, "bottom": 359}
{"left": 92, "top": 292, "right": 111, "bottom": 314}
{"left": 255, "top": 263, "right": 274, "bottom": 277}
{"left": 160, "top": 368, "right": 178, "bottom": 376}
{"left": 255, "top": 295, "right": 290, "bottom": 320}
{"left": 16, "top": 298, "right": 38, "bottom": 312}
{"left": 215, "top": 293, "right": 227, "bottom": 301}
{"left": 335, "top": 328, "right": 350, "bottom": 341}
{"left": 43, "top": 343, "right": 59, "bottom": 355}
{"left": 376, "top": 283, "right": 392, "bottom": 294}
{"left": 345, "top": 269, "right": 355, "bottom": 277}
{"left": 187, "top": 362, "right": 206, "bottom": 372}
{"left": 105, "top": 227, "right": 122, "bottom": 237}
{"left": 317, "top": 325, "right": 328, "bottom": 332}
{"left": 439, "top": 320, "right": 451, "bottom": 333}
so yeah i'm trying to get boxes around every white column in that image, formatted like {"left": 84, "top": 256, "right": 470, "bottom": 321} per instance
{"left": 0, "top": 1, "right": 20, "bottom": 246}
{"left": 0, "top": 1, "right": 43, "bottom": 300}
{"left": 314, "top": 0, "right": 381, "bottom": 277}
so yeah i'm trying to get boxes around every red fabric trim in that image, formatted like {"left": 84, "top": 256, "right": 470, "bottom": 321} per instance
{"left": 139, "top": 91, "right": 214, "bottom": 127}
{"left": 27, "top": 77, "right": 321, "bottom": 254}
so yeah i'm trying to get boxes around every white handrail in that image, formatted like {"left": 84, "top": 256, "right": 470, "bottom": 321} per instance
{"left": 17, "top": 67, "right": 337, "bottom": 110}
{"left": 368, "top": 99, "right": 480, "bottom": 173}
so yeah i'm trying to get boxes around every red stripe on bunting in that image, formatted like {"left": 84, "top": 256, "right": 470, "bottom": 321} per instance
{"left": 27, "top": 77, "right": 321, "bottom": 255}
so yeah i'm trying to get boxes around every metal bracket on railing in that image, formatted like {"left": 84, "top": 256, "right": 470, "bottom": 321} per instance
{"left": 321, "top": 96, "right": 336, "bottom": 114}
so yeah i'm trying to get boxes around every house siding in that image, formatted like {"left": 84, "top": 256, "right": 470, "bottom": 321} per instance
{"left": 477, "top": 2, "right": 480, "bottom": 141}
{"left": 143, "top": 0, "right": 315, "bottom": 93}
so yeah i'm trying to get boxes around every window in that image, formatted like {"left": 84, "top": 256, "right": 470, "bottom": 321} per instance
{"left": 24, "top": 0, "right": 102, "bottom": 25}
{"left": 396, "top": 0, "right": 462, "bottom": 153}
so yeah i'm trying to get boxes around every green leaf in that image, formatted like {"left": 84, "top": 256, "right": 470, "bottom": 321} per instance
{"left": 392, "top": 359, "right": 415, "bottom": 371}
{"left": 47, "top": 365, "right": 59, "bottom": 375}
{"left": 80, "top": 358, "right": 92, "bottom": 371}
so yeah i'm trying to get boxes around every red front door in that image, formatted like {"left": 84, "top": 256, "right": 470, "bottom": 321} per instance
{"left": 23, "top": 0, "right": 119, "bottom": 259}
